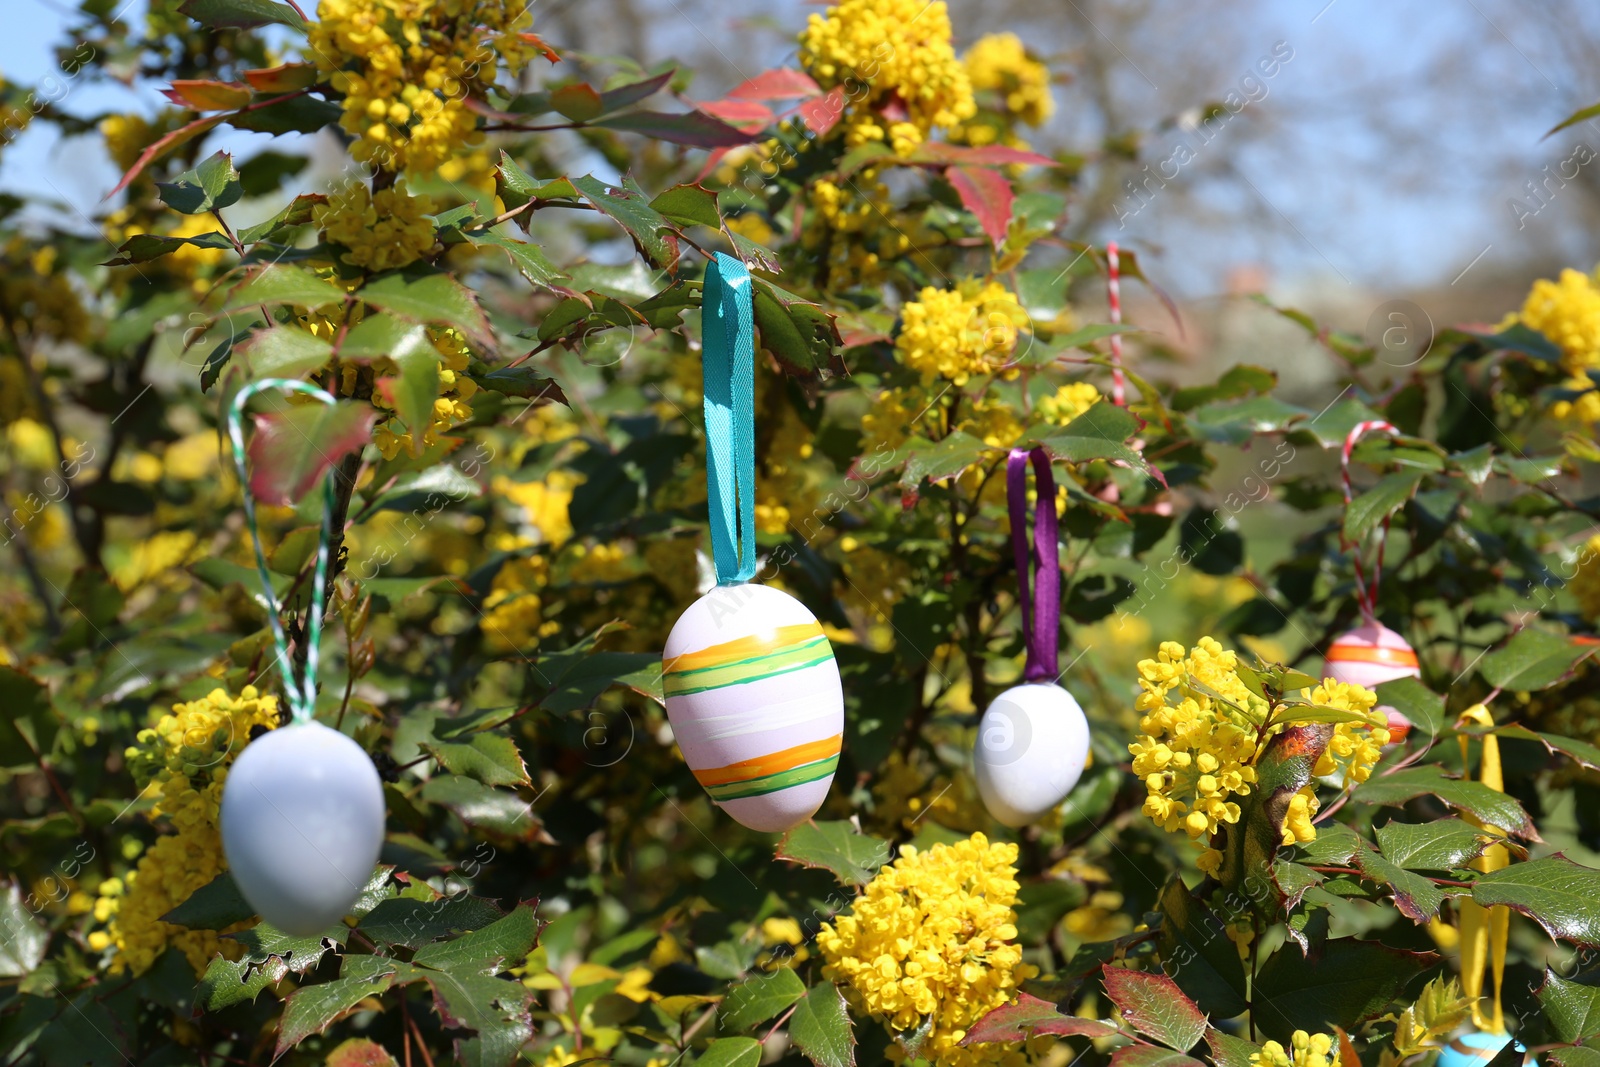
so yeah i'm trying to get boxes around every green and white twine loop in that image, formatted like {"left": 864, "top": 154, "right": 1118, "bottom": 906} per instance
{"left": 225, "top": 378, "right": 341, "bottom": 725}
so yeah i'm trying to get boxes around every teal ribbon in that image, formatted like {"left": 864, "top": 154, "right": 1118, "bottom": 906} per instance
{"left": 702, "top": 253, "right": 757, "bottom": 586}
{"left": 225, "top": 378, "right": 341, "bottom": 725}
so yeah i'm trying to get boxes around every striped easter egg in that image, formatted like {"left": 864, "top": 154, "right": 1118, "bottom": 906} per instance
{"left": 662, "top": 583, "right": 843, "bottom": 832}
{"left": 1323, "top": 622, "right": 1420, "bottom": 743}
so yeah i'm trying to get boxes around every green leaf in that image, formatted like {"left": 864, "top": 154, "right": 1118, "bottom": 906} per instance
{"left": 379, "top": 330, "right": 441, "bottom": 454}
{"left": 1102, "top": 967, "right": 1208, "bottom": 1051}
{"left": 1251, "top": 936, "right": 1435, "bottom": 1043}
{"left": 776, "top": 821, "right": 891, "bottom": 886}
{"left": 420, "top": 776, "right": 544, "bottom": 842}
{"left": 1218, "top": 724, "right": 1332, "bottom": 900}
{"left": 421, "top": 734, "right": 531, "bottom": 788}
{"left": 1294, "top": 823, "right": 1362, "bottom": 866}
{"left": 1551, "top": 1047, "right": 1600, "bottom": 1067}
{"left": 751, "top": 278, "right": 840, "bottom": 374}
{"left": 1155, "top": 878, "right": 1249, "bottom": 1019}
{"left": 649, "top": 183, "right": 721, "bottom": 229}
{"left": 1353, "top": 766, "right": 1536, "bottom": 839}
{"left": 240, "top": 325, "right": 334, "bottom": 380}
{"left": 157, "top": 149, "right": 242, "bottom": 214}
{"left": 199, "top": 952, "right": 291, "bottom": 1010}
{"left": 1206, "top": 1030, "right": 1263, "bottom": 1067}
{"left": 104, "top": 230, "right": 235, "bottom": 266}
{"left": 0, "top": 882, "right": 48, "bottom": 976}
{"left": 238, "top": 191, "right": 324, "bottom": 243}
{"left": 275, "top": 961, "right": 397, "bottom": 1057}
{"left": 0, "top": 667, "right": 55, "bottom": 769}
{"left": 358, "top": 273, "right": 494, "bottom": 348}
{"left": 719, "top": 967, "right": 805, "bottom": 1032}
{"left": 1480, "top": 628, "right": 1596, "bottom": 690}
{"left": 1353, "top": 842, "right": 1448, "bottom": 923}
{"left": 177, "top": 0, "right": 308, "bottom": 31}
{"left": 1373, "top": 677, "right": 1445, "bottom": 739}
{"left": 1270, "top": 703, "right": 1379, "bottom": 726}
{"left": 468, "top": 230, "right": 566, "bottom": 289}
{"left": 901, "top": 432, "right": 992, "bottom": 487}
{"left": 1470, "top": 855, "right": 1600, "bottom": 946}
{"left": 592, "top": 109, "right": 755, "bottom": 148}
{"left": 572, "top": 174, "right": 680, "bottom": 270}
{"left": 225, "top": 263, "right": 346, "bottom": 312}
{"left": 1030, "top": 400, "right": 1147, "bottom": 468}
{"left": 695, "top": 1038, "right": 763, "bottom": 1067}
{"left": 525, "top": 646, "right": 662, "bottom": 711}
{"left": 1343, "top": 469, "right": 1426, "bottom": 542}
{"left": 412, "top": 904, "right": 541, "bottom": 972}
{"left": 1539, "top": 969, "right": 1600, "bottom": 1043}
{"left": 160, "top": 871, "right": 254, "bottom": 930}
{"left": 1492, "top": 724, "right": 1600, "bottom": 772}
{"left": 1547, "top": 101, "right": 1600, "bottom": 137}
{"left": 468, "top": 365, "right": 569, "bottom": 404}
{"left": 245, "top": 399, "right": 376, "bottom": 506}
{"left": 789, "top": 982, "right": 857, "bottom": 1067}
{"left": 227, "top": 92, "right": 342, "bottom": 134}
{"left": 1373, "top": 818, "right": 1493, "bottom": 871}
{"left": 551, "top": 82, "right": 604, "bottom": 122}
{"left": 960, "top": 992, "right": 1119, "bottom": 1045}
{"left": 357, "top": 895, "right": 505, "bottom": 948}
{"left": 1189, "top": 396, "right": 1308, "bottom": 444}
{"left": 1110, "top": 1048, "right": 1206, "bottom": 1067}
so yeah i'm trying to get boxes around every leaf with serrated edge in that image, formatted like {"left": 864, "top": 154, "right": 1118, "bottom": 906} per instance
{"left": 695, "top": 1037, "right": 763, "bottom": 1067}
{"left": 1353, "top": 766, "right": 1537, "bottom": 839}
{"left": 961, "top": 992, "right": 1119, "bottom": 1045}
{"left": 776, "top": 821, "right": 891, "bottom": 886}
{"left": 1539, "top": 969, "right": 1600, "bottom": 1043}
{"left": 421, "top": 734, "right": 530, "bottom": 787}
{"left": 1102, "top": 968, "right": 1208, "bottom": 1051}
{"left": 1480, "top": 628, "right": 1597, "bottom": 690}
{"left": 1373, "top": 819, "right": 1493, "bottom": 871}
{"left": 789, "top": 982, "right": 856, "bottom": 1067}
{"left": 1471, "top": 855, "right": 1600, "bottom": 946}
{"left": 247, "top": 401, "right": 376, "bottom": 506}
{"left": 719, "top": 968, "right": 805, "bottom": 1032}
{"left": 275, "top": 964, "right": 396, "bottom": 1057}
{"left": 1109, "top": 1046, "right": 1206, "bottom": 1067}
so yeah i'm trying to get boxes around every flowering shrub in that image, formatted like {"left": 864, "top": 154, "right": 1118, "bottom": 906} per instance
{"left": 2, "top": 3, "right": 1600, "bottom": 1067}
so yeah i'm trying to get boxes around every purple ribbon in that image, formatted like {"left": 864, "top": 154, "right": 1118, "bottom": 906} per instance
{"left": 1008, "top": 447, "right": 1060, "bottom": 683}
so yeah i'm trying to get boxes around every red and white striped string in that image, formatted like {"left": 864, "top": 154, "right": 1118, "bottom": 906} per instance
{"left": 1340, "top": 419, "right": 1398, "bottom": 623}
{"left": 1106, "top": 242, "right": 1126, "bottom": 406}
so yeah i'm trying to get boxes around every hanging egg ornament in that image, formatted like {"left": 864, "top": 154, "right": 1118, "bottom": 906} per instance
{"left": 1323, "top": 622, "right": 1420, "bottom": 743}
{"left": 221, "top": 722, "right": 386, "bottom": 935}
{"left": 663, "top": 583, "right": 844, "bottom": 833}
{"left": 1436, "top": 1032, "right": 1536, "bottom": 1067}
{"left": 974, "top": 683, "right": 1091, "bottom": 827}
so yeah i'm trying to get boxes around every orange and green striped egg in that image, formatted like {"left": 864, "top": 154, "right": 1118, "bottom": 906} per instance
{"left": 662, "top": 584, "right": 844, "bottom": 832}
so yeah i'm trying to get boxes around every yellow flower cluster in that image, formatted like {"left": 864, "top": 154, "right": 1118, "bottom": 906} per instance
{"left": 494, "top": 470, "right": 576, "bottom": 547}
{"left": 757, "top": 395, "right": 821, "bottom": 535}
{"left": 963, "top": 33, "right": 1054, "bottom": 128}
{"left": 112, "top": 529, "right": 201, "bottom": 592}
{"left": 315, "top": 181, "right": 437, "bottom": 272}
{"left": 1570, "top": 534, "right": 1600, "bottom": 620}
{"left": 308, "top": 0, "right": 539, "bottom": 175}
{"left": 103, "top": 687, "right": 280, "bottom": 974}
{"left": 818, "top": 833, "right": 1038, "bottom": 1067}
{"left": 1252, "top": 1031, "right": 1338, "bottom": 1067}
{"left": 897, "top": 281, "right": 1027, "bottom": 386}
{"left": 801, "top": 176, "right": 935, "bottom": 290}
{"left": 1036, "top": 382, "right": 1101, "bottom": 424}
{"left": 481, "top": 554, "right": 552, "bottom": 656}
{"left": 1519, "top": 268, "right": 1600, "bottom": 374}
{"left": 0, "top": 240, "right": 89, "bottom": 343}
{"left": 1128, "top": 639, "right": 1385, "bottom": 873}
{"left": 372, "top": 327, "right": 479, "bottom": 459}
{"left": 798, "top": 0, "right": 975, "bottom": 155}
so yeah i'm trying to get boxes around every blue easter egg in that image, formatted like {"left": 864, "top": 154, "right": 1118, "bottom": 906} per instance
{"left": 1437, "top": 1031, "right": 1535, "bottom": 1067}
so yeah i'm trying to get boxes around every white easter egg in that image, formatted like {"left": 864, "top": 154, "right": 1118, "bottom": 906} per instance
{"left": 1323, "top": 622, "right": 1421, "bottom": 744}
{"left": 220, "top": 721, "right": 386, "bottom": 936}
{"left": 973, "top": 683, "right": 1090, "bottom": 828}
{"left": 663, "top": 583, "right": 843, "bottom": 833}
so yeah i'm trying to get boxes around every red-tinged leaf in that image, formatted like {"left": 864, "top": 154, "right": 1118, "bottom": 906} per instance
{"left": 248, "top": 402, "right": 376, "bottom": 506}
{"left": 908, "top": 143, "right": 1056, "bottom": 168}
{"left": 106, "top": 112, "right": 226, "bottom": 199}
{"left": 520, "top": 32, "right": 561, "bottom": 64}
{"left": 960, "top": 993, "right": 1120, "bottom": 1046}
{"left": 551, "top": 83, "right": 603, "bottom": 122}
{"left": 696, "top": 98, "right": 775, "bottom": 132}
{"left": 592, "top": 109, "right": 756, "bottom": 148}
{"left": 799, "top": 87, "right": 846, "bottom": 137}
{"left": 1110, "top": 1046, "right": 1207, "bottom": 1067}
{"left": 598, "top": 69, "right": 675, "bottom": 113}
{"left": 325, "top": 1039, "right": 399, "bottom": 1067}
{"left": 729, "top": 68, "right": 822, "bottom": 100}
{"left": 241, "top": 62, "right": 318, "bottom": 93}
{"left": 163, "top": 79, "right": 253, "bottom": 110}
{"left": 1102, "top": 968, "right": 1208, "bottom": 1051}
{"left": 947, "top": 164, "right": 1014, "bottom": 248}
{"left": 697, "top": 146, "right": 734, "bottom": 182}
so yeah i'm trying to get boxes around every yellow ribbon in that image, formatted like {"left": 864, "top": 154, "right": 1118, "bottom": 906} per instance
{"left": 1456, "top": 703, "right": 1509, "bottom": 1034}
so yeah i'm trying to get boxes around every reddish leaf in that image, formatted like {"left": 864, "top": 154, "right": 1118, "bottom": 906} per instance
{"left": 520, "top": 32, "right": 562, "bottom": 64}
{"left": 247, "top": 402, "right": 376, "bottom": 507}
{"left": 947, "top": 164, "right": 1014, "bottom": 249}
{"left": 1110, "top": 1047, "right": 1207, "bottom": 1067}
{"left": 729, "top": 68, "right": 822, "bottom": 100}
{"left": 696, "top": 98, "right": 775, "bottom": 132}
{"left": 551, "top": 83, "right": 604, "bottom": 122}
{"left": 599, "top": 69, "right": 675, "bottom": 113}
{"left": 1102, "top": 968, "right": 1208, "bottom": 1052}
{"left": 592, "top": 109, "right": 756, "bottom": 148}
{"left": 106, "top": 112, "right": 226, "bottom": 198}
{"left": 241, "top": 62, "right": 318, "bottom": 93}
{"left": 960, "top": 992, "right": 1120, "bottom": 1046}
{"left": 326, "top": 1039, "right": 399, "bottom": 1067}
{"left": 798, "top": 87, "right": 846, "bottom": 137}
{"left": 163, "top": 79, "right": 252, "bottom": 110}
{"left": 908, "top": 143, "right": 1056, "bottom": 168}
